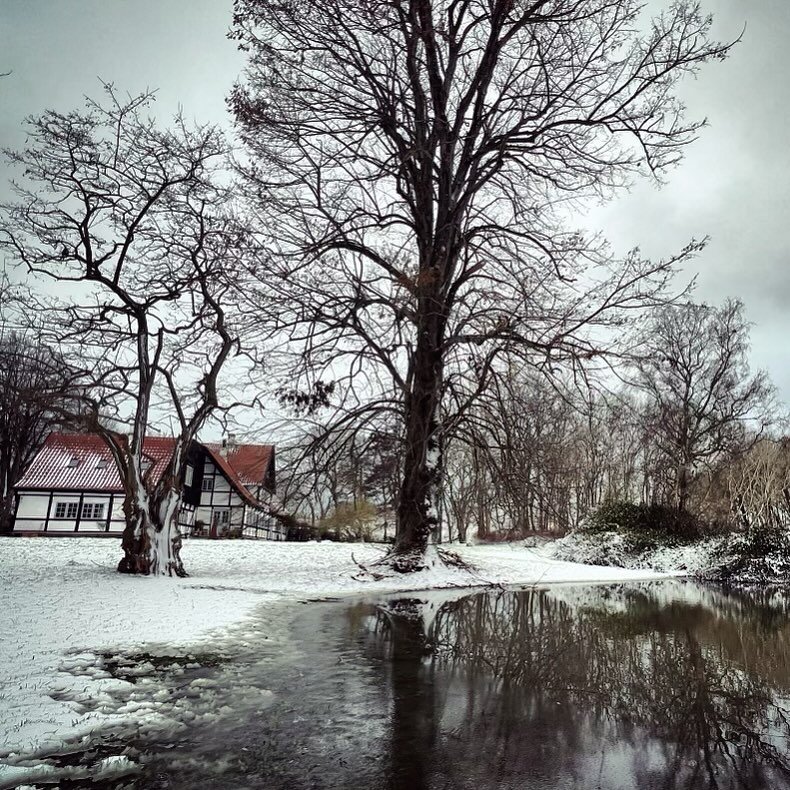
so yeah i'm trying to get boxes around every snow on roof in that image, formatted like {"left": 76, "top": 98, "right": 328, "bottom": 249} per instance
{"left": 16, "top": 433, "right": 276, "bottom": 502}
{"left": 16, "top": 433, "right": 176, "bottom": 492}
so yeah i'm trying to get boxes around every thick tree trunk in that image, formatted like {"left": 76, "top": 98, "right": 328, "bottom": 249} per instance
{"left": 393, "top": 400, "right": 441, "bottom": 568}
{"left": 117, "top": 490, "right": 186, "bottom": 577}
{"left": 392, "top": 306, "right": 444, "bottom": 571}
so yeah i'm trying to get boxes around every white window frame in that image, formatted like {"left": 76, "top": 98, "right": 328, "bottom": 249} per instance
{"left": 55, "top": 501, "right": 79, "bottom": 519}
{"left": 82, "top": 503, "right": 106, "bottom": 520}
{"left": 185, "top": 464, "right": 194, "bottom": 487}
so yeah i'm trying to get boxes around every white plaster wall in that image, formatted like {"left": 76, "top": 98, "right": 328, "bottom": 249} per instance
{"left": 15, "top": 492, "right": 65, "bottom": 519}
{"left": 16, "top": 492, "right": 122, "bottom": 533}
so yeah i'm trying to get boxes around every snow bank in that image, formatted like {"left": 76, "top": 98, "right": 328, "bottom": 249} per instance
{"left": 0, "top": 535, "right": 671, "bottom": 781}
{"left": 544, "top": 529, "right": 730, "bottom": 577}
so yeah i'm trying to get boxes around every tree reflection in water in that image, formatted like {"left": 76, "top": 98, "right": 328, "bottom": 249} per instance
{"left": 364, "top": 585, "right": 790, "bottom": 790}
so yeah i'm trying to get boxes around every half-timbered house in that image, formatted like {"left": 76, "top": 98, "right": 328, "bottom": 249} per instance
{"left": 195, "top": 437, "right": 280, "bottom": 539}
{"left": 12, "top": 433, "right": 283, "bottom": 540}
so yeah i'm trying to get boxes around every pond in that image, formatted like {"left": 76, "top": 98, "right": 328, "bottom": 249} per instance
{"left": 35, "top": 581, "right": 790, "bottom": 789}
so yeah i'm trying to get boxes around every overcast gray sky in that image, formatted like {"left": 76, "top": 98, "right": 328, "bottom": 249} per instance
{"left": 2, "top": 0, "right": 789, "bottom": 400}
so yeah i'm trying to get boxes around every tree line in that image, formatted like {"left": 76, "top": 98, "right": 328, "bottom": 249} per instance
{"left": 273, "top": 297, "right": 775, "bottom": 542}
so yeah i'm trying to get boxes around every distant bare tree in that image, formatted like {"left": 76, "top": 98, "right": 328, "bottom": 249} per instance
{"left": 1, "top": 87, "right": 251, "bottom": 576}
{"left": 636, "top": 299, "right": 774, "bottom": 512}
{"left": 442, "top": 442, "right": 484, "bottom": 543}
{"left": 272, "top": 414, "right": 403, "bottom": 541}
{"left": 232, "top": 0, "right": 731, "bottom": 569}
{"left": 0, "top": 279, "right": 74, "bottom": 532}
{"left": 722, "top": 438, "right": 790, "bottom": 534}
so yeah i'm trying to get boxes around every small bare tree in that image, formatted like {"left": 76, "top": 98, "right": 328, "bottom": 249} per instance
{"left": 232, "top": 0, "right": 732, "bottom": 569}
{"left": 635, "top": 299, "right": 774, "bottom": 512}
{"left": 724, "top": 438, "right": 790, "bottom": 534}
{"left": 1, "top": 87, "right": 249, "bottom": 576}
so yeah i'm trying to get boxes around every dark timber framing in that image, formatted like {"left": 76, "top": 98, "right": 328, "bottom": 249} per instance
{"left": 74, "top": 492, "right": 85, "bottom": 532}
{"left": 199, "top": 458, "right": 246, "bottom": 528}
{"left": 44, "top": 491, "right": 54, "bottom": 533}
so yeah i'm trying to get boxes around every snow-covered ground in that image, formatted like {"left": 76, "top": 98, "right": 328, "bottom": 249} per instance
{"left": 0, "top": 536, "right": 675, "bottom": 786}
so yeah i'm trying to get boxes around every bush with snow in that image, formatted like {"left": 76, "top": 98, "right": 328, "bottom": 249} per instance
{"left": 582, "top": 500, "right": 707, "bottom": 550}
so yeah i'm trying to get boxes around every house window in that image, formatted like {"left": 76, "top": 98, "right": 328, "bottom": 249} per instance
{"left": 201, "top": 477, "right": 213, "bottom": 492}
{"left": 213, "top": 509, "right": 229, "bottom": 525}
{"left": 67, "top": 456, "right": 80, "bottom": 468}
{"left": 81, "top": 503, "right": 106, "bottom": 520}
{"left": 184, "top": 464, "right": 194, "bottom": 487}
{"left": 55, "top": 502, "right": 79, "bottom": 519}
{"left": 96, "top": 459, "right": 109, "bottom": 469}
{"left": 141, "top": 459, "right": 153, "bottom": 473}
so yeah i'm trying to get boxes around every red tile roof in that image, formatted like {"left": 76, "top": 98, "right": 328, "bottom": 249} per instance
{"left": 16, "top": 433, "right": 177, "bottom": 492}
{"left": 17, "top": 434, "right": 275, "bottom": 507}
{"left": 202, "top": 443, "right": 274, "bottom": 487}
{"left": 202, "top": 443, "right": 275, "bottom": 508}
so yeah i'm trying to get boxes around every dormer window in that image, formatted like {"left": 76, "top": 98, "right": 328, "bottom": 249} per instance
{"left": 67, "top": 456, "right": 80, "bottom": 468}
{"left": 141, "top": 459, "right": 153, "bottom": 473}
{"left": 96, "top": 459, "right": 109, "bottom": 469}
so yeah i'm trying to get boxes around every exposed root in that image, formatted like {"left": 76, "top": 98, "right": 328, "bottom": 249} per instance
{"left": 365, "top": 545, "right": 479, "bottom": 575}
{"left": 350, "top": 551, "right": 389, "bottom": 581}
{"left": 436, "top": 546, "right": 476, "bottom": 571}
{"left": 375, "top": 550, "right": 430, "bottom": 574}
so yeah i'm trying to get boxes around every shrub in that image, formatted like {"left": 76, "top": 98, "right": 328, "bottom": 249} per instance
{"left": 319, "top": 499, "right": 378, "bottom": 542}
{"left": 712, "top": 527, "right": 790, "bottom": 586}
{"left": 582, "top": 500, "right": 705, "bottom": 551}
{"left": 584, "top": 501, "right": 643, "bottom": 534}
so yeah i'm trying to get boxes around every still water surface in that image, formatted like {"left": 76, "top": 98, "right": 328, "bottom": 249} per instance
{"left": 101, "top": 582, "right": 790, "bottom": 788}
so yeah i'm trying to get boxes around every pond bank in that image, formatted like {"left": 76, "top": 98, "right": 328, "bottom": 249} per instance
{"left": 547, "top": 528, "right": 790, "bottom": 587}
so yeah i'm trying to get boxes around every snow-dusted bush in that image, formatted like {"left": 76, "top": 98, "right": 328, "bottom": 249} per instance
{"left": 550, "top": 529, "right": 729, "bottom": 577}
{"left": 710, "top": 526, "right": 790, "bottom": 586}
{"left": 581, "top": 500, "right": 706, "bottom": 552}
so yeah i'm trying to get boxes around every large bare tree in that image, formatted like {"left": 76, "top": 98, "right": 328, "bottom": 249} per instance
{"left": 1, "top": 88, "right": 249, "bottom": 576}
{"left": 231, "top": 0, "right": 731, "bottom": 569}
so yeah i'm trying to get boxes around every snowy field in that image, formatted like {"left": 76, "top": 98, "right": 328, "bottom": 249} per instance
{"left": 0, "top": 536, "right": 675, "bottom": 786}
